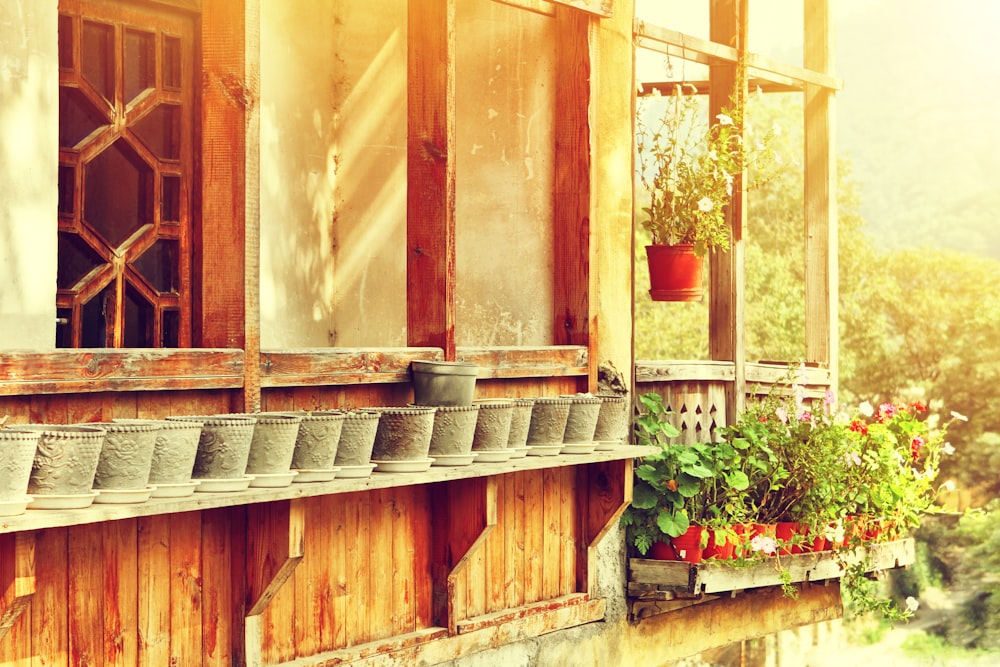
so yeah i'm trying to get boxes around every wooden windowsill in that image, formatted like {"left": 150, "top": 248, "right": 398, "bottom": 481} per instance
{"left": 0, "top": 445, "right": 653, "bottom": 535}
{"left": 0, "top": 346, "right": 588, "bottom": 395}
{"left": 0, "top": 349, "right": 244, "bottom": 395}
{"left": 261, "top": 346, "right": 589, "bottom": 387}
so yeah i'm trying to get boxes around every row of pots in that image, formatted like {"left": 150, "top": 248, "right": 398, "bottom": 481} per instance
{"left": 649, "top": 518, "right": 899, "bottom": 564}
{"left": 0, "top": 393, "right": 630, "bottom": 515}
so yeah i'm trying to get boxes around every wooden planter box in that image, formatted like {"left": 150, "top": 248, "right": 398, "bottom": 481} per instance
{"left": 627, "top": 538, "right": 915, "bottom": 620}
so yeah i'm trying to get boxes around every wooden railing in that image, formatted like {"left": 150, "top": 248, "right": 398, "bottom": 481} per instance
{"left": 635, "top": 361, "right": 833, "bottom": 443}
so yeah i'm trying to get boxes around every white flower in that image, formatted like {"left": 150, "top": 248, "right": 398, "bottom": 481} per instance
{"left": 697, "top": 197, "right": 714, "bottom": 212}
{"left": 859, "top": 401, "right": 875, "bottom": 418}
{"left": 716, "top": 113, "right": 734, "bottom": 126}
{"left": 905, "top": 596, "right": 920, "bottom": 613}
{"left": 749, "top": 535, "right": 777, "bottom": 555}
{"left": 844, "top": 451, "right": 862, "bottom": 467}
{"left": 707, "top": 149, "right": 718, "bottom": 161}
{"left": 950, "top": 410, "right": 969, "bottom": 422}
{"left": 940, "top": 480, "right": 957, "bottom": 493}
{"left": 824, "top": 521, "right": 845, "bottom": 543}
{"left": 942, "top": 442, "right": 956, "bottom": 455}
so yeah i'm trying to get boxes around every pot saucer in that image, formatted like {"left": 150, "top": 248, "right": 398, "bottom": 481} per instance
{"left": 372, "top": 459, "right": 434, "bottom": 473}
{"left": 194, "top": 476, "right": 254, "bottom": 493}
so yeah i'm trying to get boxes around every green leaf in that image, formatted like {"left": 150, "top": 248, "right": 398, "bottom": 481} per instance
{"left": 677, "top": 474, "right": 701, "bottom": 498}
{"left": 657, "top": 508, "right": 690, "bottom": 538}
{"left": 631, "top": 482, "right": 659, "bottom": 509}
{"left": 682, "top": 463, "right": 714, "bottom": 479}
{"left": 726, "top": 470, "right": 750, "bottom": 490}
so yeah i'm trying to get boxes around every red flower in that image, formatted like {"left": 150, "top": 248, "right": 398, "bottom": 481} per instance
{"left": 849, "top": 420, "right": 868, "bottom": 435}
{"left": 910, "top": 436, "right": 925, "bottom": 461}
{"left": 910, "top": 400, "right": 927, "bottom": 413}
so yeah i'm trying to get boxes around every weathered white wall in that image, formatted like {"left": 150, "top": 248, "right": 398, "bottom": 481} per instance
{"left": 260, "top": 0, "right": 408, "bottom": 348}
{"left": 0, "top": 1, "right": 57, "bottom": 349}
{"left": 455, "top": 2, "right": 555, "bottom": 347}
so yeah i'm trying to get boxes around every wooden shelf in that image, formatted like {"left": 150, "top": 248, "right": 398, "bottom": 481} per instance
{"left": 628, "top": 538, "right": 915, "bottom": 603}
{"left": 0, "top": 445, "right": 654, "bottom": 535}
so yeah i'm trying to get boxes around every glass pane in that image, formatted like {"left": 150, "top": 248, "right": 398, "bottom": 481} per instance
{"left": 132, "top": 239, "right": 178, "bottom": 293}
{"left": 82, "top": 21, "right": 114, "bottom": 102}
{"left": 57, "top": 232, "right": 106, "bottom": 290}
{"left": 84, "top": 139, "right": 154, "bottom": 248}
{"left": 81, "top": 283, "right": 113, "bottom": 347}
{"left": 59, "top": 86, "right": 107, "bottom": 149}
{"left": 124, "top": 284, "right": 154, "bottom": 347}
{"left": 164, "top": 36, "right": 181, "bottom": 89}
{"left": 58, "top": 14, "right": 74, "bottom": 70}
{"left": 162, "top": 175, "right": 180, "bottom": 221}
{"left": 162, "top": 309, "right": 179, "bottom": 347}
{"left": 58, "top": 165, "right": 76, "bottom": 217}
{"left": 133, "top": 104, "right": 181, "bottom": 160}
{"left": 124, "top": 29, "right": 154, "bottom": 104}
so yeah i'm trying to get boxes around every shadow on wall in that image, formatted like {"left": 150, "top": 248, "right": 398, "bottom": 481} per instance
{"left": 0, "top": 1, "right": 58, "bottom": 347}
{"left": 259, "top": 0, "right": 407, "bottom": 349}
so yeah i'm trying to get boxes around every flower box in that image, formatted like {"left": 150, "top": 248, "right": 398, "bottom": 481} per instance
{"left": 626, "top": 537, "right": 915, "bottom": 619}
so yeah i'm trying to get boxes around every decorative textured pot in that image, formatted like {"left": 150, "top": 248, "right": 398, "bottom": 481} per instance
{"left": 471, "top": 400, "right": 514, "bottom": 452}
{"left": 593, "top": 394, "right": 630, "bottom": 444}
{"left": 292, "top": 410, "right": 346, "bottom": 470}
{"left": 238, "top": 412, "right": 303, "bottom": 475}
{"left": 428, "top": 405, "right": 479, "bottom": 456}
{"left": 411, "top": 360, "right": 478, "bottom": 406}
{"left": 138, "top": 419, "right": 203, "bottom": 485}
{"left": 168, "top": 415, "right": 256, "bottom": 480}
{"left": 561, "top": 394, "right": 602, "bottom": 445}
{"left": 371, "top": 407, "right": 435, "bottom": 461}
{"left": 0, "top": 429, "right": 40, "bottom": 513}
{"left": 20, "top": 424, "right": 106, "bottom": 498}
{"left": 506, "top": 398, "right": 535, "bottom": 450}
{"left": 334, "top": 410, "right": 381, "bottom": 467}
{"left": 646, "top": 244, "right": 704, "bottom": 302}
{"left": 525, "top": 397, "right": 571, "bottom": 447}
{"left": 91, "top": 421, "right": 159, "bottom": 490}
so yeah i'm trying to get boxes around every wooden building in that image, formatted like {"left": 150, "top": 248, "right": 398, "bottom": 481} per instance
{"left": 0, "top": 0, "right": 842, "bottom": 665}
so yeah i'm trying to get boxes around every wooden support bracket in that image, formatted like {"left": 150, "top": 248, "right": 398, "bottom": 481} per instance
{"left": 0, "top": 532, "right": 35, "bottom": 641}
{"left": 246, "top": 498, "right": 306, "bottom": 616}
{"left": 576, "top": 458, "right": 632, "bottom": 594}
{"left": 430, "top": 476, "right": 498, "bottom": 634}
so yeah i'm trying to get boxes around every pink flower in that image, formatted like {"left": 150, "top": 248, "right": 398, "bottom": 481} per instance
{"left": 877, "top": 403, "right": 897, "bottom": 423}
{"left": 775, "top": 407, "right": 788, "bottom": 424}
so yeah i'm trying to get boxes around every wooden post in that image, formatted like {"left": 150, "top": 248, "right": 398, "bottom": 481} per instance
{"left": 407, "top": 0, "right": 457, "bottom": 359}
{"left": 591, "top": 0, "right": 636, "bottom": 395}
{"left": 708, "top": 0, "right": 747, "bottom": 417}
{"left": 576, "top": 459, "right": 632, "bottom": 594}
{"left": 553, "top": 6, "right": 592, "bottom": 378}
{"left": 804, "top": 0, "right": 838, "bottom": 394}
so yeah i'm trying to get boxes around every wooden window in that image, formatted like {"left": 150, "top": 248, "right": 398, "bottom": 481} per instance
{"left": 57, "top": 0, "right": 195, "bottom": 348}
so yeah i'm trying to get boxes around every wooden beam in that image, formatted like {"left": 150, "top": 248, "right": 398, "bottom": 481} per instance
{"left": 0, "top": 533, "right": 35, "bottom": 641}
{"left": 407, "top": 0, "right": 457, "bottom": 358}
{"left": 199, "top": 0, "right": 248, "bottom": 351}
{"left": 803, "top": 0, "right": 838, "bottom": 393}
{"left": 634, "top": 21, "right": 843, "bottom": 91}
{"left": 273, "top": 596, "right": 606, "bottom": 667}
{"left": 241, "top": 0, "right": 262, "bottom": 413}
{"left": 552, "top": 6, "right": 592, "bottom": 357}
{"left": 0, "top": 349, "right": 244, "bottom": 395}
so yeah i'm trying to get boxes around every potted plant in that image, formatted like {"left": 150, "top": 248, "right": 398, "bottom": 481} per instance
{"left": 622, "top": 392, "right": 752, "bottom": 561}
{"left": 635, "top": 68, "right": 777, "bottom": 301}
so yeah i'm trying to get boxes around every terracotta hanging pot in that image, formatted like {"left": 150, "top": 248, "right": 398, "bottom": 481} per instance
{"left": 645, "top": 244, "right": 704, "bottom": 302}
